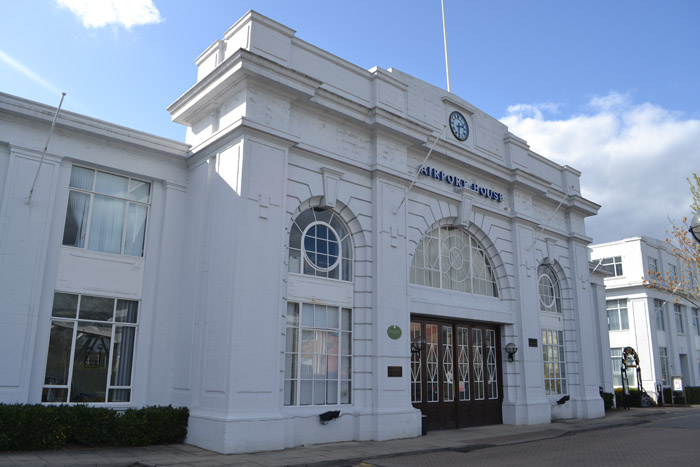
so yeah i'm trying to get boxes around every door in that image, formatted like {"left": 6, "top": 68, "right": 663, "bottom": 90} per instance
{"left": 411, "top": 317, "right": 503, "bottom": 431}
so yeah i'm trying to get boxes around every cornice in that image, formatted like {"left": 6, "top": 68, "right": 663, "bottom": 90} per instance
{"left": 0, "top": 92, "right": 190, "bottom": 158}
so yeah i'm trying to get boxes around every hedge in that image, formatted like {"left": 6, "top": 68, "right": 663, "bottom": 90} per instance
{"left": 0, "top": 404, "right": 188, "bottom": 451}
{"left": 660, "top": 386, "right": 700, "bottom": 405}
{"left": 600, "top": 391, "right": 615, "bottom": 410}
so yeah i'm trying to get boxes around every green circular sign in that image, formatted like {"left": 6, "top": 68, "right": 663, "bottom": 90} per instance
{"left": 387, "top": 325, "right": 402, "bottom": 340}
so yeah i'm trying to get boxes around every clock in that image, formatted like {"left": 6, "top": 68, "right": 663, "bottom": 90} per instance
{"left": 449, "top": 111, "right": 469, "bottom": 141}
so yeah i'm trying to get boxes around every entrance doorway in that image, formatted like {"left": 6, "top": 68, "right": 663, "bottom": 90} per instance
{"left": 410, "top": 317, "right": 503, "bottom": 431}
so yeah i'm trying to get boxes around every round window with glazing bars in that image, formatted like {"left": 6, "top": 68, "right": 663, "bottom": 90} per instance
{"left": 288, "top": 207, "right": 353, "bottom": 281}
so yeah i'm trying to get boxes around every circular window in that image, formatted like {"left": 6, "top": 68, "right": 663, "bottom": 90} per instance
{"left": 538, "top": 273, "right": 556, "bottom": 308}
{"left": 302, "top": 222, "right": 341, "bottom": 272}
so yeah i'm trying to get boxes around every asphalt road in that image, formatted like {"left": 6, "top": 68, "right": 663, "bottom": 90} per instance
{"left": 360, "top": 409, "right": 700, "bottom": 467}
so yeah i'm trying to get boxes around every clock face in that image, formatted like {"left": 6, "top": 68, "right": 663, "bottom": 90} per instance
{"left": 449, "top": 111, "right": 469, "bottom": 141}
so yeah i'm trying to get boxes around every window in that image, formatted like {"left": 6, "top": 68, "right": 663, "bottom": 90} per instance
{"left": 410, "top": 226, "right": 498, "bottom": 297}
{"left": 63, "top": 166, "right": 151, "bottom": 257}
{"left": 674, "top": 304, "right": 685, "bottom": 334}
{"left": 654, "top": 299, "right": 665, "bottom": 331}
{"left": 659, "top": 347, "right": 669, "bottom": 386}
{"left": 648, "top": 257, "right": 658, "bottom": 274}
{"left": 288, "top": 208, "right": 352, "bottom": 281}
{"left": 692, "top": 308, "right": 700, "bottom": 336}
{"left": 42, "top": 293, "right": 138, "bottom": 403}
{"left": 284, "top": 302, "right": 352, "bottom": 406}
{"left": 538, "top": 264, "right": 561, "bottom": 313}
{"left": 607, "top": 299, "right": 629, "bottom": 331}
{"left": 600, "top": 256, "right": 623, "bottom": 277}
{"left": 669, "top": 264, "right": 678, "bottom": 280}
{"left": 542, "top": 329, "right": 567, "bottom": 395}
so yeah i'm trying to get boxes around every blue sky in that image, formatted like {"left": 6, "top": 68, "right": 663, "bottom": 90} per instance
{"left": 2, "top": 0, "right": 699, "bottom": 244}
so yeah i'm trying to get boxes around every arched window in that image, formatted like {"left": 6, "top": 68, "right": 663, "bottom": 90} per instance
{"left": 410, "top": 226, "right": 498, "bottom": 297}
{"left": 538, "top": 264, "right": 561, "bottom": 313}
{"left": 288, "top": 207, "right": 352, "bottom": 281}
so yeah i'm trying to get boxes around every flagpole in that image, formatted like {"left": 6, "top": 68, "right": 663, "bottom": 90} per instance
{"left": 25, "top": 92, "right": 66, "bottom": 205}
{"left": 441, "top": 0, "right": 452, "bottom": 92}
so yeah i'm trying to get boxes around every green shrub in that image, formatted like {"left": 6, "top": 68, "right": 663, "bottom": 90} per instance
{"left": 686, "top": 386, "right": 700, "bottom": 404}
{"left": 614, "top": 387, "right": 644, "bottom": 407}
{"left": 600, "top": 391, "right": 615, "bottom": 410}
{"left": 0, "top": 404, "right": 188, "bottom": 451}
{"left": 659, "top": 385, "right": 700, "bottom": 405}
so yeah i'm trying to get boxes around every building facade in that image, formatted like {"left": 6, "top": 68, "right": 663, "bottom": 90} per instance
{"left": 591, "top": 237, "right": 700, "bottom": 400}
{"left": 0, "top": 11, "right": 606, "bottom": 454}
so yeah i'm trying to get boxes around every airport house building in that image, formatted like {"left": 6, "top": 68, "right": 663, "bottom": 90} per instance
{"left": 0, "top": 11, "right": 607, "bottom": 454}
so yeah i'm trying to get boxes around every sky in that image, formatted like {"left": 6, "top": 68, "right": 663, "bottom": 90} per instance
{"left": 1, "top": 0, "right": 699, "bottom": 245}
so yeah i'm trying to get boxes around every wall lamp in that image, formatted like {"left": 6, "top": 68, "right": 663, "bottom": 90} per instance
{"left": 505, "top": 343, "right": 518, "bottom": 362}
{"left": 690, "top": 211, "right": 700, "bottom": 244}
{"left": 411, "top": 336, "right": 427, "bottom": 354}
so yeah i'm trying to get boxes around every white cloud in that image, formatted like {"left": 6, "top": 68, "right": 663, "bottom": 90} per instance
{"left": 501, "top": 93, "right": 700, "bottom": 244}
{"left": 56, "top": 0, "right": 162, "bottom": 29}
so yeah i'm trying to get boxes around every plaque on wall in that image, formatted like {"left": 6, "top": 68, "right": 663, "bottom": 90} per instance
{"left": 387, "top": 325, "right": 402, "bottom": 340}
{"left": 387, "top": 366, "right": 403, "bottom": 378}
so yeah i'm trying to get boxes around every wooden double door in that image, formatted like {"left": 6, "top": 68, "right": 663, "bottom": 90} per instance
{"left": 410, "top": 317, "right": 503, "bottom": 431}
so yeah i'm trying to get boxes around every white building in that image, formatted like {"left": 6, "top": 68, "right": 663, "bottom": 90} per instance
{"left": 0, "top": 11, "right": 607, "bottom": 454}
{"left": 591, "top": 236, "right": 700, "bottom": 399}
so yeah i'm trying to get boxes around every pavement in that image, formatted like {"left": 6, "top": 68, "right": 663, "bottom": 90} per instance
{"left": 0, "top": 405, "right": 695, "bottom": 467}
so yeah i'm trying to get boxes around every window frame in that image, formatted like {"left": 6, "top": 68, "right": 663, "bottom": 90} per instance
{"left": 284, "top": 301, "right": 352, "bottom": 407}
{"left": 410, "top": 226, "right": 498, "bottom": 297}
{"left": 607, "top": 299, "right": 629, "bottom": 331}
{"left": 42, "top": 292, "right": 138, "bottom": 404}
{"left": 600, "top": 256, "right": 623, "bottom": 277}
{"left": 542, "top": 329, "right": 567, "bottom": 396}
{"left": 692, "top": 308, "right": 700, "bottom": 336}
{"left": 288, "top": 208, "right": 353, "bottom": 282}
{"left": 674, "top": 304, "right": 685, "bottom": 334}
{"left": 647, "top": 257, "right": 658, "bottom": 274}
{"left": 654, "top": 299, "right": 666, "bottom": 331}
{"left": 537, "top": 264, "right": 562, "bottom": 313}
{"left": 659, "top": 347, "right": 670, "bottom": 387}
{"left": 62, "top": 165, "right": 151, "bottom": 257}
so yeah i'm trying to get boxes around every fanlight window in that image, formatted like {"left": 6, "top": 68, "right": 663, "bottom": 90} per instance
{"left": 538, "top": 264, "right": 561, "bottom": 313}
{"left": 410, "top": 226, "right": 498, "bottom": 297}
{"left": 288, "top": 208, "right": 352, "bottom": 281}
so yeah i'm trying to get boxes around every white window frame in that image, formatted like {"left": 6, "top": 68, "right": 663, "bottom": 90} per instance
{"left": 62, "top": 165, "right": 151, "bottom": 257}
{"left": 607, "top": 299, "right": 629, "bottom": 331}
{"left": 538, "top": 264, "right": 561, "bottom": 313}
{"left": 288, "top": 208, "right": 353, "bottom": 282}
{"left": 284, "top": 302, "right": 352, "bottom": 406}
{"left": 600, "top": 256, "right": 623, "bottom": 277}
{"left": 655, "top": 299, "right": 666, "bottom": 331}
{"left": 410, "top": 226, "right": 498, "bottom": 297}
{"left": 42, "top": 292, "right": 138, "bottom": 404}
{"left": 674, "top": 304, "right": 685, "bottom": 334}
{"left": 659, "top": 347, "right": 670, "bottom": 386}
{"left": 692, "top": 308, "right": 700, "bottom": 336}
{"left": 647, "top": 257, "right": 658, "bottom": 274}
{"left": 542, "top": 329, "right": 567, "bottom": 395}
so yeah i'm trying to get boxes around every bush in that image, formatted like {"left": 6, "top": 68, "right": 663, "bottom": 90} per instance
{"left": 614, "top": 388, "right": 644, "bottom": 407}
{"left": 600, "top": 391, "right": 615, "bottom": 410}
{"left": 0, "top": 404, "right": 188, "bottom": 451}
{"left": 660, "top": 385, "right": 700, "bottom": 405}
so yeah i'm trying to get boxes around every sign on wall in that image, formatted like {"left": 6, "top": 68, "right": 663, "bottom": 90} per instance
{"left": 419, "top": 165, "right": 503, "bottom": 202}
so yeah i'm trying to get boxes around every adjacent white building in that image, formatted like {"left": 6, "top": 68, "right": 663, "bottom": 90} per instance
{"left": 591, "top": 236, "right": 700, "bottom": 399}
{"left": 0, "top": 11, "right": 608, "bottom": 454}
